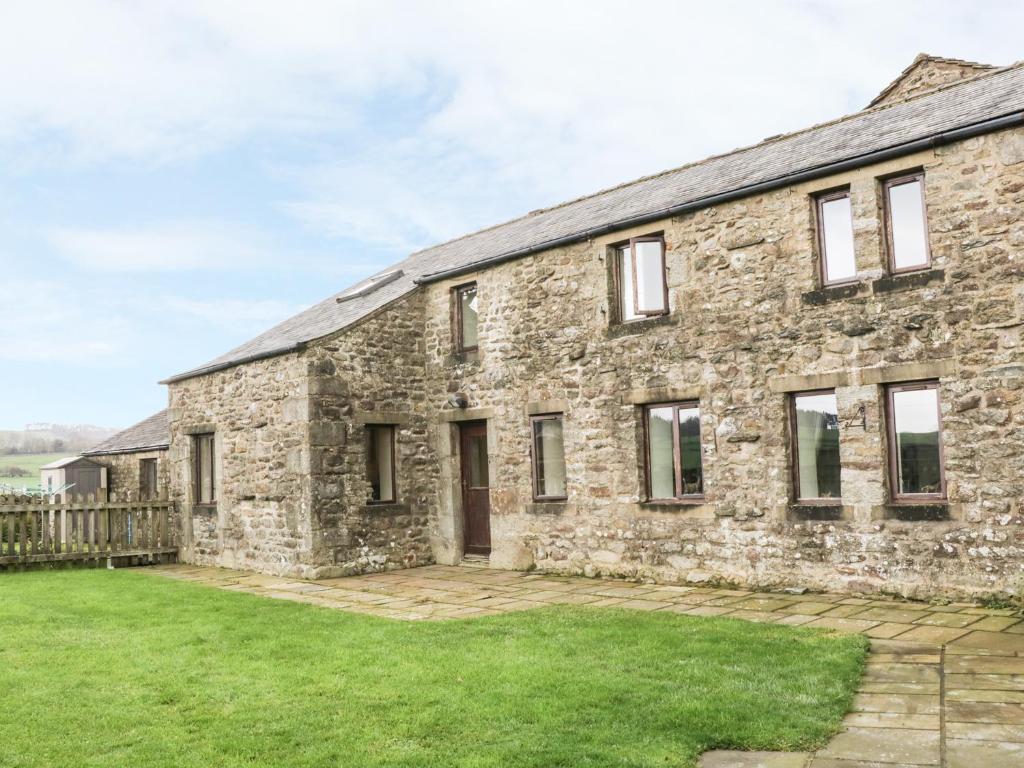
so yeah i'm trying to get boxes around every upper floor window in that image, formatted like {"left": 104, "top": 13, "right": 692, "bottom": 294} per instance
{"left": 886, "top": 381, "right": 945, "bottom": 501}
{"left": 617, "top": 236, "right": 668, "bottom": 321}
{"left": 815, "top": 189, "right": 857, "bottom": 285}
{"left": 366, "top": 425, "right": 397, "bottom": 503}
{"left": 531, "top": 414, "right": 567, "bottom": 501}
{"left": 454, "top": 283, "right": 478, "bottom": 352}
{"left": 883, "top": 172, "right": 930, "bottom": 273}
{"left": 192, "top": 433, "right": 216, "bottom": 505}
{"left": 140, "top": 458, "right": 158, "bottom": 500}
{"left": 790, "top": 391, "right": 841, "bottom": 503}
{"left": 644, "top": 402, "right": 703, "bottom": 501}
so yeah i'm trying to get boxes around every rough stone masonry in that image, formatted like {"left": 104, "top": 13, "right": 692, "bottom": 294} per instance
{"left": 163, "top": 55, "right": 1024, "bottom": 601}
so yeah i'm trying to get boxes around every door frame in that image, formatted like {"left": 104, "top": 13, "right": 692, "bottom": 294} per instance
{"left": 458, "top": 420, "right": 492, "bottom": 556}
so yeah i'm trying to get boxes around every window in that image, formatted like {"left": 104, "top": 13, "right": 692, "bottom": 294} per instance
{"left": 884, "top": 172, "right": 931, "bottom": 273}
{"left": 454, "top": 283, "right": 479, "bottom": 352}
{"left": 192, "top": 434, "right": 216, "bottom": 505}
{"left": 886, "top": 382, "right": 945, "bottom": 501}
{"left": 791, "top": 391, "right": 842, "bottom": 502}
{"left": 366, "top": 425, "right": 396, "bottom": 503}
{"left": 617, "top": 236, "right": 668, "bottom": 321}
{"left": 140, "top": 458, "right": 158, "bottom": 500}
{"left": 531, "top": 414, "right": 567, "bottom": 500}
{"left": 644, "top": 403, "right": 703, "bottom": 501}
{"left": 815, "top": 189, "right": 857, "bottom": 285}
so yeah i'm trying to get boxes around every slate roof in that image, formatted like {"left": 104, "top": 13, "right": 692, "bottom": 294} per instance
{"left": 82, "top": 409, "right": 170, "bottom": 456}
{"left": 40, "top": 456, "right": 104, "bottom": 470}
{"left": 165, "top": 60, "right": 1024, "bottom": 384}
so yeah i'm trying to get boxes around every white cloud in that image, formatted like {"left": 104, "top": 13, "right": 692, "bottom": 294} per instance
{"left": 49, "top": 220, "right": 278, "bottom": 272}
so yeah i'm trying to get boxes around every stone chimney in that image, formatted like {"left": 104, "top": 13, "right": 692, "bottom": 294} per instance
{"left": 868, "top": 54, "right": 996, "bottom": 108}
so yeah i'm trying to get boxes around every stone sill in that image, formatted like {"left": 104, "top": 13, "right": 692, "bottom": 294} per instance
{"left": 524, "top": 501, "right": 574, "bottom": 515}
{"left": 880, "top": 503, "right": 951, "bottom": 522}
{"left": 362, "top": 503, "right": 411, "bottom": 516}
{"left": 605, "top": 313, "right": 674, "bottom": 339}
{"left": 788, "top": 504, "right": 851, "bottom": 522}
{"left": 800, "top": 282, "right": 865, "bottom": 306}
{"left": 872, "top": 268, "right": 944, "bottom": 295}
{"left": 192, "top": 503, "right": 217, "bottom": 515}
{"left": 443, "top": 350, "right": 481, "bottom": 369}
{"left": 638, "top": 501, "right": 714, "bottom": 517}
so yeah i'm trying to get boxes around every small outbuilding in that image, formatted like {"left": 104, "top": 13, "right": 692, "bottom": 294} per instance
{"left": 81, "top": 409, "right": 170, "bottom": 501}
{"left": 39, "top": 456, "right": 108, "bottom": 498}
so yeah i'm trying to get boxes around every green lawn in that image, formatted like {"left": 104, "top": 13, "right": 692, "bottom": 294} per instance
{"left": 0, "top": 571, "right": 867, "bottom": 767}
{"left": 0, "top": 452, "right": 71, "bottom": 488}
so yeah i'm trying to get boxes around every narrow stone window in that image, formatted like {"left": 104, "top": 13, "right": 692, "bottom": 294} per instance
{"left": 815, "top": 189, "right": 857, "bottom": 285}
{"left": 366, "top": 425, "right": 396, "bottom": 503}
{"left": 531, "top": 414, "right": 567, "bottom": 501}
{"left": 139, "top": 458, "right": 158, "bottom": 500}
{"left": 644, "top": 403, "right": 703, "bottom": 501}
{"left": 192, "top": 434, "right": 216, "bottom": 505}
{"left": 454, "top": 282, "right": 478, "bottom": 352}
{"left": 883, "top": 172, "right": 931, "bottom": 273}
{"left": 790, "top": 391, "right": 842, "bottom": 502}
{"left": 886, "top": 382, "right": 945, "bottom": 501}
{"left": 617, "top": 235, "right": 668, "bottom": 321}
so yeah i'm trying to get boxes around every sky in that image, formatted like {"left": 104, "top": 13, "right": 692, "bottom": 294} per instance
{"left": 0, "top": 1, "right": 1021, "bottom": 431}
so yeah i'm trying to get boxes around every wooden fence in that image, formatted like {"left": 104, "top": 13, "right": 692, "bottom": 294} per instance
{"left": 0, "top": 491, "right": 177, "bottom": 568}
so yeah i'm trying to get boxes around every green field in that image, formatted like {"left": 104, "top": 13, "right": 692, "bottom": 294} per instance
{"left": 0, "top": 570, "right": 867, "bottom": 767}
{"left": 0, "top": 452, "right": 73, "bottom": 488}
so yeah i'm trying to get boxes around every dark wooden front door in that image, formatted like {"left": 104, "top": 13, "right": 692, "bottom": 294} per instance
{"left": 459, "top": 421, "right": 491, "bottom": 555}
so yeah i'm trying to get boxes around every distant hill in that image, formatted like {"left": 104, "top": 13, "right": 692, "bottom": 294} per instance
{"left": 0, "top": 424, "right": 119, "bottom": 455}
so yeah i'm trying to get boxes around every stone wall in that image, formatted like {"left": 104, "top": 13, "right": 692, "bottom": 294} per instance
{"left": 89, "top": 449, "right": 169, "bottom": 500}
{"left": 873, "top": 58, "right": 992, "bottom": 107}
{"left": 167, "top": 352, "right": 317, "bottom": 576}
{"left": 306, "top": 291, "right": 438, "bottom": 576}
{"left": 417, "top": 125, "right": 1024, "bottom": 600}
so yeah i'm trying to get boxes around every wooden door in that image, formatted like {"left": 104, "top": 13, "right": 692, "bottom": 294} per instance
{"left": 459, "top": 422, "right": 491, "bottom": 555}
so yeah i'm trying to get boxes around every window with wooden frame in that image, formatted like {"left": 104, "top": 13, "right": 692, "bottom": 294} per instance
{"left": 453, "top": 282, "right": 479, "bottom": 352}
{"left": 366, "top": 425, "right": 397, "bottom": 503}
{"left": 815, "top": 188, "right": 857, "bottom": 285}
{"left": 885, "top": 381, "right": 946, "bottom": 502}
{"left": 192, "top": 434, "right": 216, "bottom": 505}
{"left": 883, "top": 171, "right": 931, "bottom": 273}
{"left": 139, "top": 458, "right": 158, "bottom": 500}
{"left": 790, "top": 390, "right": 842, "bottom": 503}
{"left": 644, "top": 402, "right": 704, "bottom": 501}
{"left": 616, "top": 235, "right": 668, "bottom": 322}
{"left": 530, "top": 414, "right": 567, "bottom": 501}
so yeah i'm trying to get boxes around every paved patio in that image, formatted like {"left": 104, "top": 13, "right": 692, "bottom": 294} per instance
{"left": 143, "top": 563, "right": 1024, "bottom": 767}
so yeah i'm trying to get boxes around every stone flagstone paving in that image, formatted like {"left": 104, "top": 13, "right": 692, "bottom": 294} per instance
{"left": 141, "top": 563, "right": 1024, "bottom": 767}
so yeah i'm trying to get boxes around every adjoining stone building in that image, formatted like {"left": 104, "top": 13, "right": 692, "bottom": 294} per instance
{"left": 82, "top": 410, "right": 170, "bottom": 500}
{"left": 161, "top": 55, "right": 1024, "bottom": 600}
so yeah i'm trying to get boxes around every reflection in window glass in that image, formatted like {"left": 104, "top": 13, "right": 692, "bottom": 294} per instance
{"left": 634, "top": 240, "right": 667, "bottom": 314}
{"left": 646, "top": 403, "right": 704, "bottom": 500}
{"left": 458, "top": 284, "right": 478, "bottom": 349}
{"left": 819, "top": 194, "right": 857, "bottom": 283}
{"left": 677, "top": 405, "right": 703, "bottom": 496}
{"left": 888, "top": 178, "right": 929, "bottom": 270}
{"left": 891, "top": 386, "right": 943, "bottom": 496}
{"left": 793, "top": 392, "right": 841, "bottom": 500}
{"left": 647, "top": 406, "right": 675, "bottom": 499}
{"left": 367, "top": 425, "right": 395, "bottom": 502}
{"left": 533, "top": 416, "right": 567, "bottom": 498}
{"left": 467, "top": 433, "right": 488, "bottom": 488}
{"left": 195, "top": 434, "right": 216, "bottom": 504}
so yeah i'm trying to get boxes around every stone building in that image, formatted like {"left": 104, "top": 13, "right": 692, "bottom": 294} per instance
{"left": 161, "top": 55, "right": 1024, "bottom": 600}
{"left": 82, "top": 409, "right": 170, "bottom": 500}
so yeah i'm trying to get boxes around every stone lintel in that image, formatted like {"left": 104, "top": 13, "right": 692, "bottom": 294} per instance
{"left": 181, "top": 422, "right": 217, "bottom": 435}
{"left": 860, "top": 359, "right": 956, "bottom": 385}
{"left": 525, "top": 399, "right": 570, "bottom": 416}
{"left": 769, "top": 371, "right": 852, "bottom": 394}
{"left": 623, "top": 385, "right": 703, "bottom": 405}
{"left": 353, "top": 410, "right": 413, "bottom": 425}
{"left": 437, "top": 406, "right": 495, "bottom": 423}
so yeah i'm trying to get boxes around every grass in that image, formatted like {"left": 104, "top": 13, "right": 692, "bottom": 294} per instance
{"left": 0, "top": 452, "right": 70, "bottom": 487}
{"left": 0, "top": 570, "right": 868, "bottom": 768}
